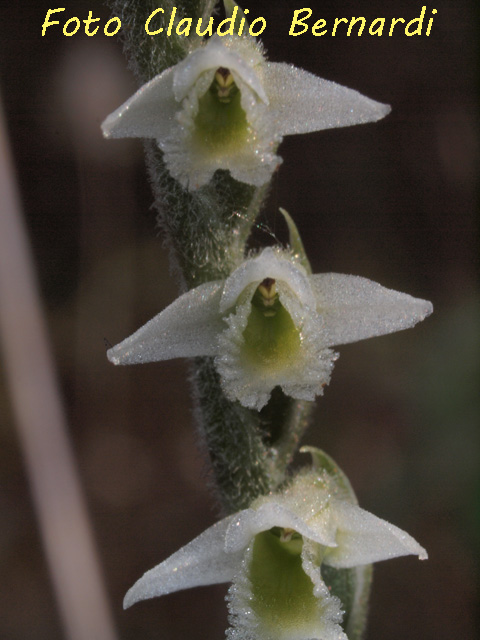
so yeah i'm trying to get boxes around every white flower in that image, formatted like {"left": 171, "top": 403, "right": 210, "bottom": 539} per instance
{"left": 107, "top": 246, "right": 433, "bottom": 410}
{"left": 102, "top": 30, "right": 390, "bottom": 189}
{"left": 123, "top": 448, "right": 427, "bottom": 640}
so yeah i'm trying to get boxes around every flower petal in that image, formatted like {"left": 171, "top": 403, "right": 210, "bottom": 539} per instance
{"left": 102, "top": 67, "right": 177, "bottom": 140}
{"left": 173, "top": 35, "right": 268, "bottom": 104}
{"left": 220, "top": 247, "right": 312, "bottom": 313}
{"left": 107, "top": 281, "right": 224, "bottom": 365}
{"left": 225, "top": 502, "right": 337, "bottom": 554}
{"left": 324, "top": 500, "right": 428, "bottom": 568}
{"left": 276, "top": 283, "right": 336, "bottom": 402}
{"left": 265, "top": 62, "right": 391, "bottom": 136}
{"left": 124, "top": 516, "right": 240, "bottom": 608}
{"left": 310, "top": 273, "right": 433, "bottom": 346}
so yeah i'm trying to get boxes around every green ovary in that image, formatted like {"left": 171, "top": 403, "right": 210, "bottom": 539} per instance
{"left": 242, "top": 291, "right": 301, "bottom": 371}
{"left": 249, "top": 530, "right": 317, "bottom": 633}
{"left": 193, "top": 78, "right": 249, "bottom": 152}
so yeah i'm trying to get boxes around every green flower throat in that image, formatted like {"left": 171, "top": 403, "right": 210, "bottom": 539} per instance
{"left": 249, "top": 528, "right": 317, "bottom": 632}
{"left": 242, "top": 278, "right": 301, "bottom": 369}
{"left": 194, "top": 68, "right": 249, "bottom": 151}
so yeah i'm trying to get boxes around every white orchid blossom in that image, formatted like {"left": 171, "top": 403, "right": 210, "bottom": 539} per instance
{"left": 107, "top": 246, "right": 433, "bottom": 410}
{"left": 102, "top": 29, "right": 390, "bottom": 188}
{"left": 124, "top": 448, "right": 427, "bottom": 640}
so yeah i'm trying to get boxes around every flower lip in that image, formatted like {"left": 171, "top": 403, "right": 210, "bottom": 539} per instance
{"left": 173, "top": 35, "right": 268, "bottom": 104}
{"left": 220, "top": 248, "right": 313, "bottom": 313}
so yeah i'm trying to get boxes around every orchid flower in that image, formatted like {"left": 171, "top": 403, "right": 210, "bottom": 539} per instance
{"left": 124, "top": 447, "right": 427, "bottom": 640}
{"left": 102, "top": 10, "right": 390, "bottom": 189}
{"left": 107, "top": 242, "right": 432, "bottom": 411}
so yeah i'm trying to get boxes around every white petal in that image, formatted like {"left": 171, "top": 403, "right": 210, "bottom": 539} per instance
{"left": 173, "top": 35, "right": 268, "bottom": 103}
{"left": 310, "top": 273, "right": 433, "bottom": 346}
{"left": 102, "top": 67, "right": 177, "bottom": 140}
{"left": 107, "top": 281, "right": 224, "bottom": 365}
{"left": 225, "top": 502, "right": 337, "bottom": 554}
{"left": 300, "top": 539, "right": 348, "bottom": 639}
{"left": 222, "top": 145, "right": 281, "bottom": 188}
{"left": 124, "top": 516, "right": 241, "bottom": 608}
{"left": 161, "top": 114, "right": 280, "bottom": 189}
{"left": 220, "top": 248, "right": 312, "bottom": 312}
{"left": 276, "top": 282, "right": 336, "bottom": 402}
{"left": 215, "top": 297, "right": 274, "bottom": 410}
{"left": 265, "top": 62, "right": 391, "bottom": 136}
{"left": 324, "top": 500, "right": 428, "bottom": 568}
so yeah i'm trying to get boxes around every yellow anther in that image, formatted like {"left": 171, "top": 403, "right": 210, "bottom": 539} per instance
{"left": 214, "top": 67, "right": 236, "bottom": 102}
{"left": 257, "top": 278, "right": 277, "bottom": 307}
{"left": 215, "top": 67, "right": 235, "bottom": 87}
{"left": 279, "top": 528, "right": 296, "bottom": 543}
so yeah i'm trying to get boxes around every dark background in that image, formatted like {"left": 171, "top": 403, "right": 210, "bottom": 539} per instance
{"left": 0, "top": 1, "right": 478, "bottom": 638}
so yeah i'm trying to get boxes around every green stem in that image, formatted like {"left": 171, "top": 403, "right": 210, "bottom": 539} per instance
{"left": 192, "top": 358, "right": 275, "bottom": 512}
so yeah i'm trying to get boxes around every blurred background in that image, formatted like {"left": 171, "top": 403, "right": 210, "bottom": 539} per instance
{"left": 0, "top": 1, "right": 478, "bottom": 638}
